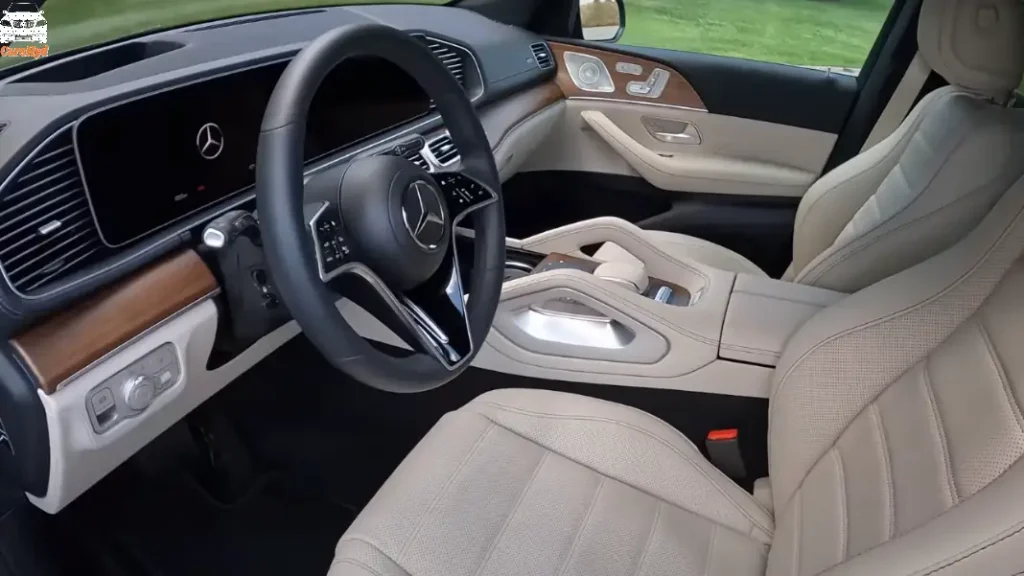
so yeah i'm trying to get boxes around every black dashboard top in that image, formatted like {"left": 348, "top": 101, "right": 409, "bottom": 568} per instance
{"left": 0, "top": 5, "right": 542, "bottom": 155}
{"left": 0, "top": 3, "right": 553, "bottom": 334}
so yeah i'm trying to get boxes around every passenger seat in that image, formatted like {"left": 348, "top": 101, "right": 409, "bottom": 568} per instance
{"left": 593, "top": 0, "right": 1024, "bottom": 292}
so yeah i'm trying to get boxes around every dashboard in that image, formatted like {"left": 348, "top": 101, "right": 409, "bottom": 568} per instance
{"left": 76, "top": 56, "right": 433, "bottom": 246}
{"left": 0, "top": 3, "right": 563, "bottom": 512}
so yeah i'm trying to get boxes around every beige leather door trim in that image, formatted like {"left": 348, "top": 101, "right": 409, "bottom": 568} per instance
{"left": 581, "top": 109, "right": 819, "bottom": 197}
{"left": 521, "top": 100, "right": 836, "bottom": 197}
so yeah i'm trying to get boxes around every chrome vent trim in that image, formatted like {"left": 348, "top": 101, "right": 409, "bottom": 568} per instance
{"left": 425, "top": 134, "right": 459, "bottom": 166}
{"left": 530, "top": 42, "right": 553, "bottom": 70}
{"left": 0, "top": 126, "right": 107, "bottom": 293}
{"left": 402, "top": 147, "right": 430, "bottom": 170}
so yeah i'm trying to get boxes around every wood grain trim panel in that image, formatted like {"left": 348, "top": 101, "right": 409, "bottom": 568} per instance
{"left": 11, "top": 251, "right": 218, "bottom": 394}
{"left": 548, "top": 42, "right": 706, "bottom": 111}
{"left": 480, "top": 80, "right": 564, "bottom": 148}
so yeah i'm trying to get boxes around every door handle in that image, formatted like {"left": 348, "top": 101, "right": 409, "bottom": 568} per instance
{"left": 642, "top": 117, "right": 702, "bottom": 145}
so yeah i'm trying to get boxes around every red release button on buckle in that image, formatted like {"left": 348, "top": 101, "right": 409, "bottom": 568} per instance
{"left": 707, "top": 428, "right": 738, "bottom": 442}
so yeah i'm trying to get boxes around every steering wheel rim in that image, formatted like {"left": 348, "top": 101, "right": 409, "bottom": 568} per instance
{"left": 255, "top": 23, "right": 505, "bottom": 392}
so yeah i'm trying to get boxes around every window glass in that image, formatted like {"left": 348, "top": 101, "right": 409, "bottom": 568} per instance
{"left": 620, "top": 0, "right": 896, "bottom": 72}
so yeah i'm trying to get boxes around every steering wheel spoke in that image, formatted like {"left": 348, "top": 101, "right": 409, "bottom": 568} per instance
{"left": 330, "top": 247, "right": 473, "bottom": 370}
{"left": 399, "top": 248, "right": 474, "bottom": 368}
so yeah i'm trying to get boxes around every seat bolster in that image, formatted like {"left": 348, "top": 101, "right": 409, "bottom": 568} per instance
{"left": 466, "top": 389, "right": 774, "bottom": 543}
{"left": 595, "top": 231, "right": 768, "bottom": 277}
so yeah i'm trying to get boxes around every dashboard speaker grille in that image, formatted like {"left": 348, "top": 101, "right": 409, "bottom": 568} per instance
{"left": 414, "top": 35, "right": 467, "bottom": 89}
{"left": 427, "top": 135, "right": 459, "bottom": 165}
{"left": 0, "top": 127, "right": 107, "bottom": 293}
{"left": 531, "top": 42, "right": 553, "bottom": 70}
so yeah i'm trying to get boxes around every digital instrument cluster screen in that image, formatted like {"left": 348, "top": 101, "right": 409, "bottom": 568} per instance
{"left": 76, "top": 57, "right": 431, "bottom": 246}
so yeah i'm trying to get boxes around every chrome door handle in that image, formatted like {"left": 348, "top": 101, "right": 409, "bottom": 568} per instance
{"left": 642, "top": 117, "right": 702, "bottom": 145}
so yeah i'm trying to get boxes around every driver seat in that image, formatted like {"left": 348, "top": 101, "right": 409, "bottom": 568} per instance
{"left": 592, "top": 0, "right": 1024, "bottom": 292}
{"left": 328, "top": 170, "right": 1024, "bottom": 575}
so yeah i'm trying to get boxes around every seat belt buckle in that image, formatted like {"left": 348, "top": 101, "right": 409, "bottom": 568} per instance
{"left": 705, "top": 429, "right": 747, "bottom": 479}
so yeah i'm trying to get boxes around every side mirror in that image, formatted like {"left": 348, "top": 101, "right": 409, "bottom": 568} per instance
{"left": 579, "top": 0, "right": 625, "bottom": 42}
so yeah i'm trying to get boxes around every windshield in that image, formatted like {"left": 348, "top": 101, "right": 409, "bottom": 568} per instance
{"left": 0, "top": 0, "right": 446, "bottom": 68}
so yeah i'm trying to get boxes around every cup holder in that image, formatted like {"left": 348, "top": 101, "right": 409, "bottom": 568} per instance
{"left": 504, "top": 260, "right": 534, "bottom": 282}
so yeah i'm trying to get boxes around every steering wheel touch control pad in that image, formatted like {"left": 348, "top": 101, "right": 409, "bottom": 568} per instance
{"left": 433, "top": 172, "right": 499, "bottom": 213}
{"left": 308, "top": 203, "right": 351, "bottom": 281}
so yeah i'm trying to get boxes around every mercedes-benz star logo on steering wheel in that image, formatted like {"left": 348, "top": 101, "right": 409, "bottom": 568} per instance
{"left": 196, "top": 122, "right": 225, "bottom": 160}
{"left": 402, "top": 181, "right": 446, "bottom": 251}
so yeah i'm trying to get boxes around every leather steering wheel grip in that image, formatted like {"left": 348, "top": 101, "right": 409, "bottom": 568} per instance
{"left": 255, "top": 23, "right": 505, "bottom": 392}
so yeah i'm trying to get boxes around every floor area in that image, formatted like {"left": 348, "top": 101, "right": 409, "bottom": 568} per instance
{"left": 0, "top": 336, "right": 769, "bottom": 576}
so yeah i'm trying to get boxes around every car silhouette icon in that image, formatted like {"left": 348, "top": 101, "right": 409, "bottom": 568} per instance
{"left": 0, "top": 2, "right": 47, "bottom": 44}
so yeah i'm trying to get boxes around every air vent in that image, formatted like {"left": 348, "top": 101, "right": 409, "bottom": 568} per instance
{"left": 415, "top": 36, "right": 466, "bottom": 88}
{"left": 427, "top": 135, "right": 459, "bottom": 165}
{"left": 402, "top": 148, "right": 430, "bottom": 171}
{"left": 0, "top": 128, "right": 107, "bottom": 293}
{"left": 531, "top": 42, "right": 553, "bottom": 70}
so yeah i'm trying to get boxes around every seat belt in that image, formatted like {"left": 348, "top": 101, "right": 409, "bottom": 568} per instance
{"left": 861, "top": 51, "right": 932, "bottom": 150}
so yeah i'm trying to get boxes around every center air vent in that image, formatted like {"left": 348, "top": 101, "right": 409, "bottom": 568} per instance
{"left": 414, "top": 35, "right": 468, "bottom": 89}
{"left": 402, "top": 147, "right": 430, "bottom": 170}
{"left": 531, "top": 42, "right": 553, "bottom": 70}
{"left": 427, "top": 135, "right": 459, "bottom": 166}
{"left": 0, "top": 127, "right": 107, "bottom": 293}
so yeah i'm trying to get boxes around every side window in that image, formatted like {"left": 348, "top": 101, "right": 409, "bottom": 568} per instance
{"left": 581, "top": 0, "right": 896, "bottom": 73}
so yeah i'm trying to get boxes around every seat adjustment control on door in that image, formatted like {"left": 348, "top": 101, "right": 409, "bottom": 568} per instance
{"left": 86, "top": 343, "right": 182, "bottom": 434}
{"left": 626, "top": 67, "right": 669, "bottom": 99}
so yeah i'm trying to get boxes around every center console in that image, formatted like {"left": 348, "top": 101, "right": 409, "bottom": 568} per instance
{"left": 444, "top": 217, "right": 845, "bottom": 398}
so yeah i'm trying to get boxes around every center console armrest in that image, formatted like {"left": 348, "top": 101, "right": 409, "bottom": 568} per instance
{"left": 720, "top": 274, "right": 845, "bottom": 366}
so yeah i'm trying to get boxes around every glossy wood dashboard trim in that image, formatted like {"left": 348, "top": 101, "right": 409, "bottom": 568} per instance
{"left": 11, "top": 250, "right": 219, "bottom": 395}
{"left": 548, "top": 42, "right": 706, "bottom": 111}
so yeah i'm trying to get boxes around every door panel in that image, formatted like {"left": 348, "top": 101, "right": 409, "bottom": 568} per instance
{"left": 548, "top": 42, "right": 707, "bottom": 110}
{"left": 506, "top": 39, "right": 860, "bottom": 274}
{"left": 524, "top": 41, "right": 844, "bottom": 198}
{"left": 521, "top": 99, "right": 836, "bottom": 197}
{"left": 626, "top": 45, "right": 859, "bottom": 133}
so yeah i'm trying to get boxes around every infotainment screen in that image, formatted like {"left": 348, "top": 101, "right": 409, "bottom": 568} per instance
{"left": 76, "top": 57, "right": 431, "bottom": 246}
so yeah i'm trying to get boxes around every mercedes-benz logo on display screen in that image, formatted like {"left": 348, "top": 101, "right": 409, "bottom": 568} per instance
{"left": 196, "top": 122, "right": 225, "bottom": 160}
{"left": 402, "top": 181, "right": 446, "bottom": 251}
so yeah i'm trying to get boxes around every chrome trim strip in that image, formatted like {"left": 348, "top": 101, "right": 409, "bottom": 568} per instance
{"left": 53, "top": 289, "right": 221, "bottom": 393}
{"left": 567, "top": 96, "right": 707, "bottom": 113}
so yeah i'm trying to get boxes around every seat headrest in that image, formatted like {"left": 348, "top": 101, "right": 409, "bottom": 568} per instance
{"left": 918, "top": 0, "right": 1024, "bottom": 98}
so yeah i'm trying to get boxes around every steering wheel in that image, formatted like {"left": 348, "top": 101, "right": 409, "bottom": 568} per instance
{"left": 255, "top": 24, "right": 505, "bottom": 392}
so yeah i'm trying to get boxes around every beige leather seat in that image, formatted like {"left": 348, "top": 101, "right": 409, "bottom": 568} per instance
{"left": 595, "top": 0, "right": 1024, "bottom": 292}
{"left": 329, "top": 167, "right": 1024, "bottom": 575}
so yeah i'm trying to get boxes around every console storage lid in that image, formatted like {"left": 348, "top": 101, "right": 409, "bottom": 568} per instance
{"left": 720, "top": 273, "right": 845, "bottom": 366}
